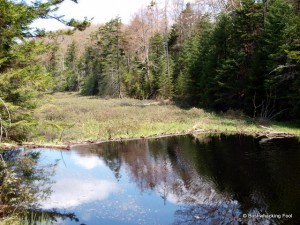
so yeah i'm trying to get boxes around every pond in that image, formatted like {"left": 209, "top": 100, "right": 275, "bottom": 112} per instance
{"left": 11, "top": 134, "right": 300, "bottom": 224}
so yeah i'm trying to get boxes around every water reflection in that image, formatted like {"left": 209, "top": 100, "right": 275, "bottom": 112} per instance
{"left": 91, "top": 137, "right": 242, "bottom": 225}
{"left": 71, "top": 154, "right": 105, "bottom": 170}
{"left": 190, "top": 134, "right": 300, "bottom": 224}
{"left": 21, "top": 134, "right": 300, "bottom": 224}
{"left": 41, "top": 178, "right": 119, "bottom": 209}
{"left": 0, "top": 148, "right": 79, "bottom": 224}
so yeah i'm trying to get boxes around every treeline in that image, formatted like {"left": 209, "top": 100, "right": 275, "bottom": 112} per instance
{"left": 47, "top": 0, "right": 300, "bottom": 120}
{"left": 1, "top": 0, "right": 299, "bottom": 142}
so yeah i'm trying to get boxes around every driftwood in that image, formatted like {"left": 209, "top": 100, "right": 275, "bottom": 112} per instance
{"left": 0, "top": 143, "right": 18, "bottom": 150}
{"left": 22, "top": 143, "right": 70, "bottom": 150}
{"left": 1, "top": 143, "right": 70, "bottom": 150}
{"left": 255, "top": 132, "right": 296, "bottom": 145}
{"left": 255, "top": 132, "right": 295, "bottom": 140}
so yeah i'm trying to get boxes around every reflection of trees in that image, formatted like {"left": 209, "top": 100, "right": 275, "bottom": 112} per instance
{"left": 173, "top": 134, "right": 300, "bottom": 225}
{"left": 174, "top": 200, "right": 241, "bottom": 225}
{"left": 21, "top": 208, "right": 79, "bottom": 224}
{"left": 0, "top": 148, "right": 79, "bottom": 223}
{"left": 75, "top": 143, "right": 122, "bottom": 180}
{"left": 192, "top": 135, "right": 300, "bottom": 217}
{"left": 101, "top": 143, "right": 122, "bottom": 181}
{"left": 122, "top": 140, "right": 168, "bottom": 192}
{"left": 73, "top": 134, "right": 300, "bottom": 225}
{"left": 1, "top": 149, "right": 53, "bottom": 212}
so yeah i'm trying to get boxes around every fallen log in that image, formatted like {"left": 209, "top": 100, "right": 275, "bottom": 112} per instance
{"left": 22, "top": 143, "right": 70, "bottom": 150}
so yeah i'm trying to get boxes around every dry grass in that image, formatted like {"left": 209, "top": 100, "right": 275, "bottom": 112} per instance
{"left": 32, "top": 92, "right": 300, "bottom": 144}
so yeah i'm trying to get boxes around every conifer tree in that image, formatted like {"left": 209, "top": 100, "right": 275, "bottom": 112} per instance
{"left": 64, "top": 41, "right": 80, "bottom": 91}
{"left": 0, "top": 0, "right": 90, "bottom": 141}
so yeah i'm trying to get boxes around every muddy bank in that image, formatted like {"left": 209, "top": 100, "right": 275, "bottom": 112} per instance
{"left": 70, "top": 129, "right": 297, "bottom": 149}
{"left": 1, "top": 129, "right": 297, "bottom": 151}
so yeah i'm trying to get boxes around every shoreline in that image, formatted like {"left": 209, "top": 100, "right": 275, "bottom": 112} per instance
{"left": 1, "top": 129, "right": 297, "bottom": 151}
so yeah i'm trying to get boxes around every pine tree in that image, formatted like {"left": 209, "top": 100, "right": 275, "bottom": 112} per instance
{"left": 64, "top": 41, "right": 80, "bottom": 91}
{"left": 80, "top": 46, "right": 102, "bottom": 95}
{"left": 81, "top": 18, "right": 126, "bottom": 97}
{"left": 46, "top": 41, "right": 66, "bottom": 91}
{"left": 0, "top": 0, "right": 90, "bottom": 141}
{"left": 261, "top": 0, "right": 300, "bottom": 119}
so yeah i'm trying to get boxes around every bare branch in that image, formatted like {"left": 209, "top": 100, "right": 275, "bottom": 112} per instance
{"left": 0, "top": 97, "right": 12, "bottom": 142}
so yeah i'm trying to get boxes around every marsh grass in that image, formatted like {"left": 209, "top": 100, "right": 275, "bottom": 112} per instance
{"left": 33, "top": 92, "right": 300, "bottom": 143}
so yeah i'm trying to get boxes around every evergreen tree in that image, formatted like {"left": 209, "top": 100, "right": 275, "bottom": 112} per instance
{"left": 182, "top": 19, "right": 213, "bottom": 105}
{"left": 261, "top": 0, "right": 300, "bottom": 119}
{"left": 82, "top": 17, "right": 125, "bottom": 97}
{"left": 146, "top": 32, "right": 174, "bottom": 99}
{"left": 169, "top": 3, "right": 203, "bottom": 100}
{"left": 46, "top": 41, "right": 66, "bottom": 91}
{"left": 81, "top": 46, "right": 102, "bottom": 95}
{"left": 0, "top": 0, "right": 90, "bottom": 141}
{"left": 64, "top": 41, "right": 80, "bottom": 91}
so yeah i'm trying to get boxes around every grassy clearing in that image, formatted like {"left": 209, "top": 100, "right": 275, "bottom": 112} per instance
{"left": 32, "top": 92, "right": 300, "bottom": 144}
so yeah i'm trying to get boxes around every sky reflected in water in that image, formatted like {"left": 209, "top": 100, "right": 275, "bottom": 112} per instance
{"left": 27, "top": 134, "right": 300, "bottom": 225}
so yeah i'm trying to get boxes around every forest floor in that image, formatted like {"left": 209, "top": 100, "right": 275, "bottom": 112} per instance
{"left": 26, "top": 92, "right": 300, "bottom": 146}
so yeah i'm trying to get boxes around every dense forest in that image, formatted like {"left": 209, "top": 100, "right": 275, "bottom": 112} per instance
{"left": 46, "top": 0, "right": 300, "bottom": 118}
{"left": 1, "top": 0, "right": 300, "bottom": 141}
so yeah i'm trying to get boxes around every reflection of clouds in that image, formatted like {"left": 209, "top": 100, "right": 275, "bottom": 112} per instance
{"left": 41, "top": 178, "right": 119, "bottom": 209}
{"left": 71, "top": 154, "right": 105, "bottom": 170}
{"left": 164, "top": 192, "right": 183, "bottom": 205}
{"left": 157, "top": 183, "right": 220, "bottom": 205}
{"left": 155, "top": 175, "right": 223, "bottom": 206}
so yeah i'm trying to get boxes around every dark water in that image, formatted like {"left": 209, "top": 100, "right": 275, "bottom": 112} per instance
{"left": 21, "top": 134, "right": 300, "bottom": 224}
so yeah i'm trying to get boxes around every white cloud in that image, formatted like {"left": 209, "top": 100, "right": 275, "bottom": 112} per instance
{"left": 40, "top": 178, "right": 119, "bottom": 209}
{"left": 71, "top": 154, "right": 105, "bottom": 170}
